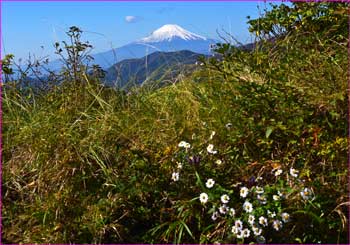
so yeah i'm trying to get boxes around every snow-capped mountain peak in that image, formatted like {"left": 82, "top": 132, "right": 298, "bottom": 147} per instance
{"left": 140, "top": 24, "right": 207, "bottom": 43}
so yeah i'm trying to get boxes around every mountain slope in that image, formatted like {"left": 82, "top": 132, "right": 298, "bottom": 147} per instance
{"left": 41, "top": 24, "right": 216, "bottom": 71}
{"left": 103, "top": 50, "right": 205, "bottom": 88}
{"left": 92, "top": 24, "right": 216, "bottom": 69}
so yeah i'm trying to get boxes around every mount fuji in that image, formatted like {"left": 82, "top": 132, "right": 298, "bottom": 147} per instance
{"left": 42, "top": 24, "right": 217, "bottom": 72}
{"left": 91, "top": 24, "right": 218, "bottom": 69}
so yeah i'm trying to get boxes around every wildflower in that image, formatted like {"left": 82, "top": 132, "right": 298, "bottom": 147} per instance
{"left": 273, "top": 195, "right": 280, "bottom": 201}
{"left": 290, "top": 167, "right": 299, "bottom": 177}
{"left": 267, "top": 210, "right": 276, "bottom": 218}
{"left": 248, "top": 215, "right": 255, "bottom": 225}
{"left": 206, "top": 178, "right": 215, "bottom": 188}
{"left": 255, "top": 186, "right": 264, "bottom": 194}
{"left": 236, "top": 230, "right": 244, "bottom": 239}
{"left": 178, "top": 141, "right": 191, "bottom": 149}
{"left": 240, "top": 187, "right": 249, "bottom": 198}
{"left": 272, "top": 220, "right": 283, "bottom": 231}
{"left": 232, "top": 226, "right": 240, "bottom": 235}
{"left": 242, "top": 228, "right": 251, "bottom": 238}
{"left": 300, "top": 187, "right": 313, "bottom": 200}
{"left": 225, "top": 123, "right": 233, "bottom": 129}
{"left": 274, "top": 169, "right": 283, "bottom": 176}
{"left": 171, "top": 172, "right": 179, "bottom": 182}
{"left": 219, "top": 205, "right": 228, "bottom": 214}
{"left": 211, "top": 211, "right": 219, "bottom": 221}
{"left": 207, "top": 144, "right": 217, "bottom": 154}
{"left": 257, "top": 194, "right": 267, "bottom": 205}
{"left": 215, "top": 159, "right": 223, "bottom": 165}
{"left": 259, "top": 216, "right": 268, "bottom": 227}
{"left": 253, "top": 227, "right": 262, "bottom": 236}
{"left": 177, "top": 162, "right": 183, "bottom": 169}
{"left": 199, "top": 193, "right": 209, "bottom": 204}
{"left": 210, "top": 131, "right": 216, "bottom": 140}
{"left": 221, "top": 194, "right": 230, "bottom": 204}
{"left": 229, "top": 208, "right": 236, "bottom": 217}
{"left": 243, "top": 201, "right": 253, "bottom": 213}
{"left": 256, "top": 236, "right": 266, "bottom": 244}
{"left": 281, "top": 212, "right": 290, "bottom": 223}
{"left": 235, "top": 220, "right": 243, "bottom": 230}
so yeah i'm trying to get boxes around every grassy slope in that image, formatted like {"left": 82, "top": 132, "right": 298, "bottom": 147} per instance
{"left": 2, "top": 4, "right": 348, "bottom": 244}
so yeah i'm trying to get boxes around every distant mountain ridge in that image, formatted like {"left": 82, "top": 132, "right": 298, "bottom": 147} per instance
{"left": 45, "top": 24, "right": 217, "bottom": 71}
{"left": 92, "top": 24, "right": 217, "bottom": 69}
{"left": 103, "top": 50, "right": 205, "bottom": 88}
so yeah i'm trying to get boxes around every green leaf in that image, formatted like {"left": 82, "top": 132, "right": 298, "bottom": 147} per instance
{"left": 265, "top": 126, "right": 274, "bottom": 138}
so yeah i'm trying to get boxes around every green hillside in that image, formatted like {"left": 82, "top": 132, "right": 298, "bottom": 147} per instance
{"left": 2, "top": 2, "right": 348, "bottom": 244}
{"left": 103, "top": 50, "right": 205, "bottom": 88}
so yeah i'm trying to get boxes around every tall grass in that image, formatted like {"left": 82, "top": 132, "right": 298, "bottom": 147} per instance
{"left": 2, "top": 2, "right": 349, "bottom": 243}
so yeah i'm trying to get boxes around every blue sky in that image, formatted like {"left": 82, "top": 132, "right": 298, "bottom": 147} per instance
{"left": 2, "top": 1, "right": 281, "bottom": 61}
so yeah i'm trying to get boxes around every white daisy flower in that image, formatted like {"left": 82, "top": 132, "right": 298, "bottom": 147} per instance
{"left": 257, "top": 194, "right": 267, "bottom": 205}
{"left": 272, "top": 220, "right": 283, "bottom": 231}
{"left": 240, "top": 187, "right": 249, "bottom": 198}
{"left": 229, "top": 208, "right": 236, "bottom": 217}
{"left": 236, "top": 230, "right": 244, "bottom": 239}
{"left": 207, "top": 144, "right": 217, "bottom": 154}
{"left": 253, "top": 227, "right": 262, "bottom": 236}
{"left": 248, "top": 215, "right": 255, "bottom": 225}
{"left": 178, "top": 141, "right": 190, "bottom": 148}
{"left": 267, "top": 210, "right": 276, "bottom": 218}
{"left": 255, "top": 186, "right": 264, "bottom": 194}
{"left": 300, "top": 187, "right": 313, "bottom": 200}
{"left": 235, "top": 220, "right": 243, "bottom": 230}
{"left": 242, "top": 228, "right": 251, "bottom": 238}
{"left": 225, "top": 123, "right": 233, "bottom": 129}
{"left": 274, "top": 168, "right": 283, "bottom": 176}
{"left": 221, "top": 194, "right": 230, "bottom": 204}
{"left": 281, "top": 212, "right": 290, "bottom": 222}
{"left": 219, "top": 205, "right": 228, "bottom": 214}
{"left": 215, "top": 159, "right": 223, "bottom": 165}
{"left": 273, "top": 195, "right": 280, "bottom": 201}
{"left": 177, "top": 162, "right": 183, "bottom": 169}
{"left": 171, "top": 172, "right": 179, "bottom": 182}
{"left": 206, "top": 178, "right": 215, "bottom": 188}
{"left": 211, "top": 211, "right": 219, "bottom": 221}
{"left": 199, "top": 193, "right": 209, "bottom": 204}
{"left": 290, "top": 167, "right": 299, "bottom": 177}
{"left": 243, "top": 201, "right": 253, "bottom": 213}
{"left": 232, "top": 226, "right": 240, "bottom": 235}
{"left": 259, "top": 216, "right": 268, "bottom": 227}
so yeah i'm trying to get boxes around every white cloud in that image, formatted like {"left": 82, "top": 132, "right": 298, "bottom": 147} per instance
{"left": 125, "top": 15, "right": 142, "bottom": 23}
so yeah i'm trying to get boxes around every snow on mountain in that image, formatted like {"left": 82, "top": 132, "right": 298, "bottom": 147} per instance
{"left": 139, "top": 24, "right": 207, "bottom": 42}
{"left": 44, "top": 24, "right": 218, "bottom": 70}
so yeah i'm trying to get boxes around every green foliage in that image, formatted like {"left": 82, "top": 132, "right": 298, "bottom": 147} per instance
{"left": 1, "top": 54, "right": 15, "bottom": 75}
{"left": 2, "top": 2, "right": 348, "bottom": 244}
{"left": 54, "top": 26, "right": 94, "bottom": 82}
